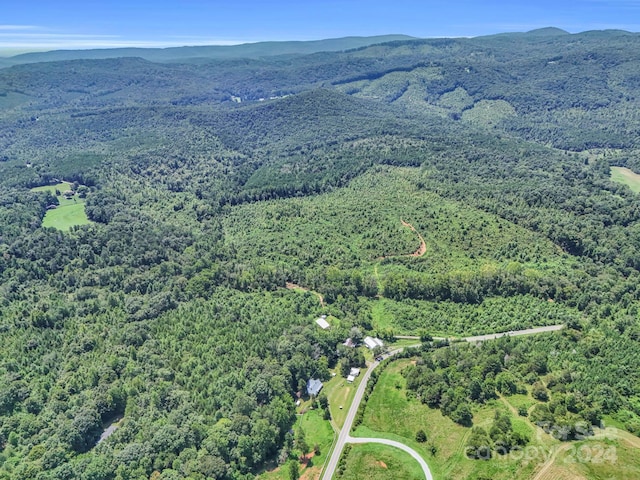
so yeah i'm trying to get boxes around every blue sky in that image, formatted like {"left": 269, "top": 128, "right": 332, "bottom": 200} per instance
{"left": 2, "top": 0, "right": 640, "bottom": 54}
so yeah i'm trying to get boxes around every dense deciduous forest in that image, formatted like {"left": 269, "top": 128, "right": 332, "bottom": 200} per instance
{"left": 1, "top": 28, "right": 640, "bottom": 479}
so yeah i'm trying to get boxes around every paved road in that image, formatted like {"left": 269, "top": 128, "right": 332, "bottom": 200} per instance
{"left": 394, "top": 324, "right": 565, "bottom": 343}
{"left": 462, "top": 324, "right": 564, "bottom": 343}
{"left": 348, "top": 436, "right": 434, "bottom": 480}
{"left": 321, "top": 324, "right": 565, "bottom": 480}
{"left": 321, "top": 353, "right": 388, "bottom": 480}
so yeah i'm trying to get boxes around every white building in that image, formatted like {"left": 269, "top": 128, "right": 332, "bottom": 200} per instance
{"left": 349, "top": 367, "right": 361, "bottom": 377}
{"left": 363, "top": 336, "right": 384, "bottom": 349}
{"left": 316, "top": 315, "right": 330, "bottom": 330}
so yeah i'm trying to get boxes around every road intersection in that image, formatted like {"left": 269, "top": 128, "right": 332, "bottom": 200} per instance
{"left": 320, "top": 324, "right": 565, "bottom": 480}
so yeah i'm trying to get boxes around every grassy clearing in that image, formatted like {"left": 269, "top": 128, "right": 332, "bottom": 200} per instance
{"left": 257, "top": 409, "right": 334, "bottom": 480}
{"left": 356, "top": 359, "right": 640, "bottom": 479}
{"left": 32, "top": 182, "right": 91, "bottom": 231}
{"left": 340, "top": 442, "right": 426, "bottom": 480}
{"left": 355, "top": 359, "right": 546, "bottom": 479}
{"left": 297, "top": 409, "right": 335, "bottom": 480}
{"left": 42, "top": 203, "right": 90, "bottom": 230}
{"left": 610, "top": 166, "right": 640, "bottom": 193}
{"left": 324, "top": 369, "right": 365, "bottom": 429}
{"left": 371, "top": 300, "right": 394, "bottom": 331}
{"left": 505, "top": 393, "right": 536, "bottom": 414}
{"left": 535, "top": 434, "right": 640, "bottom": 480}
{"left": 31, "top": 181, "right": 73, "bottom": 194}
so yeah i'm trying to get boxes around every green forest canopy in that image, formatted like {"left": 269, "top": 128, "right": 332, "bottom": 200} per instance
{"left": 1, "top": 29, "right": 640, "bottom": 480}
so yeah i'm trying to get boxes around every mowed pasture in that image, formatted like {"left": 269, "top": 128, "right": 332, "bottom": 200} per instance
{"left": 340, "top": 443, "right": 426, "bottom": 480}
{"left": 354, "top": 359, "right": 640, "bottom": 480}
{"left": 324, "top": 369, "right": 366, "bottom": 429}
{"left": 611, "top": 166, "right": 640, "bottom": 193}
{"left": 31, "top": 182, "right": 91, "bottom": 230}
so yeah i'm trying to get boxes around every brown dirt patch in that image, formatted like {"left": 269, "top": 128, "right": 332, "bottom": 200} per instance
{"left": 300, "top": 466, "right": 321, "bottom": 480}
{"left": 377, "top": 460, "right": 388, "bottom": 469}
{"left": 532, "top": 444, "right": 577, "bottom": 480}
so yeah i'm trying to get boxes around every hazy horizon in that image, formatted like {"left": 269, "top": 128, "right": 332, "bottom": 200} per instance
{"left": 2, "top": 0, "right": 640, "bottom": 56}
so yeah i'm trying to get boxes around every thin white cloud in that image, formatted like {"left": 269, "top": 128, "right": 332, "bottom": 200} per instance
{"left": 0, "top": 33, "right": 118, "bottom": 38}
{"left": 0, "top": 25, "right": 40, "bottom": 30}
{"left": 0, "top": 25, "right": 248, "bottom": 55}
{"left": 0, "top": 32, "right": 253, "bottom": 54}
{"left": 0, "top": 23, "right": 255, "bottom": 54}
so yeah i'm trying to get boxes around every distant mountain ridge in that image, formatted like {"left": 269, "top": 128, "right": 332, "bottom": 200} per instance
{"left": 3, "top": 27, "right": 638, "bottom": 69}
{"left": 0, "top": 35, "right": 416, "bottom": 67}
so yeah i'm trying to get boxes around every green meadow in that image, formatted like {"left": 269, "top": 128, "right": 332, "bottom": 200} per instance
{"left": 611, "top": 166, "right": 640, "bottom": 193}
{"left": 340, "top": 442, "right": 426, "bottom": 480}
{"left": 31, "top": 182, "right": 91, "bottom": 231}
{"left": 353, "top": 358, "right": 640, "bottom": 480}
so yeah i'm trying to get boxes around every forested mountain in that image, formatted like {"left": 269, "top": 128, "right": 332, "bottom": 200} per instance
{"left": 0, "top": 35, "right": 416, "bottom": 66}
{"left": 1, "top": 28, "right": 640, "bottom": 479}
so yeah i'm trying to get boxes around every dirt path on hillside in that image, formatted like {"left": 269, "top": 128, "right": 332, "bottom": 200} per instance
{"left": 531, "top": 443, "right": 574, "bottom": 480}
{"left": 531, "top": 426, "right": 640, "bottom": 480}
{"left": 378, "top": 220, "right": 427, "bottom": 260}
{"left": 400, "top": 219, "right": 427, "bottom": 257}
{"left": 286, "top": 282, "right": 325, "bottom": 307}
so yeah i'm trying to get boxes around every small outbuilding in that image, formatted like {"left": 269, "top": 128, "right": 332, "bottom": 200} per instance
{"left": 343, "top": 337, "right": 356, "bottom": 348}
{"left": 346, "top": 375, "right": 356, "bottom": 383}
{"left": 316, "top": 315, "right": 330, "bottom": 330}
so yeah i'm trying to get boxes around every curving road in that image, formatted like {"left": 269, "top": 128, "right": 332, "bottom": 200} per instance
{"left": 321, "top": 324, "right": 565, "bottom": 480}
{"left": 347, "top": 436, "right": 433, "bottom": 480}
{"left": 321, "top": 354, "right": 395, "bottom": 480}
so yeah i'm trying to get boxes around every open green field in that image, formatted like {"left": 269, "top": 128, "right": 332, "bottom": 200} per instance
{"left": 355, "top": 359, "right": 548, "bottom": 479}
{"left": 257, "top": 409, "right": 335, "bottom": 480}
{"left": 41, "top": 203, "right": 90, "bottom": 230}
{"left": 353, "top": 358, "right": 640, "bottom": 480}
{"left": 340, "top": 443, "right": 425, "bottom": 480}
{"left": 31, "top": 182, "right": 91, "bottom": 230}
{"left": 324, "top": 369, "right": 366, "bottom": 429}
{"left": 611, "top": 166, "right": 640, "bottom": 193}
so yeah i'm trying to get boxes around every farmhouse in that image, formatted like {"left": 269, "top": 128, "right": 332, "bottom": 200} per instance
{"left": 315, "top": 315, "right": 330, "bottom": 330}
{"left": 306, "top": 378, "right": 323, "bottom": 397}
{"left": 363, "top": 336, "right": 384, "bottom": 349}
{"left": 349, "top": 367, "right": 361, "bottom": 377}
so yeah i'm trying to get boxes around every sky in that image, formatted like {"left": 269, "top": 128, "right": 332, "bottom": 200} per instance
{"left": 2, "top": 0, "right": 640, "bottom": 55}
